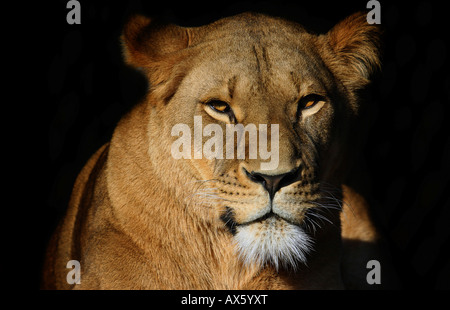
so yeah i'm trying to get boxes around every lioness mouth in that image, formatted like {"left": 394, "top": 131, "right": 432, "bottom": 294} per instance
{"left": 220, "top": 206, "right": 303, "bottom": 236}
{"left": 239, "top": 211, "right": 302, "bottom": 228}
{"left": 220, "top": 203, "right": 314, "bottom": 270}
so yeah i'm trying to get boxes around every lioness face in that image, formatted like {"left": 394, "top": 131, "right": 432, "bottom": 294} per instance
{"left": 122, "top": 13, "right": 381, "bottom": 269}
{"left": 170, "top": 35, "right": 339, "bottom": 269}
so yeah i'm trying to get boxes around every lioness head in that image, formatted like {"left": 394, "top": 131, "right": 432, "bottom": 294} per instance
{"left": 121, "top": 12, "right": 381, "bottom": 270}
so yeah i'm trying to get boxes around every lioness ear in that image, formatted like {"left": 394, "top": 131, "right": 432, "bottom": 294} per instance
{"left": 121, "top": 15, "right": 196, "bottom": 102}
{"left": 319, "top": 12, "right": 382, "bottom": 92}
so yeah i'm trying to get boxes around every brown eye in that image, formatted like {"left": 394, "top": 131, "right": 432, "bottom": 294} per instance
{"left": 299, "top": 94, "right": 324, "bottom": 110}
{"left": 304, "top": 99, "right": 317, "bottom": 109}
{"left": 207, "top": 100, "right": 231, "bottom": 113}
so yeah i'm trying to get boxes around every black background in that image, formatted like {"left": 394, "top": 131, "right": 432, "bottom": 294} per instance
{"left": 38, "top": 0, "right": 449, "bottom": 290}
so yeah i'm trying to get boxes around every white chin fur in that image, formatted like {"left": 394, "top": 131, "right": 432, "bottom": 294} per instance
{"left": 234, "top": 218, "right": 314, "bottom": 270}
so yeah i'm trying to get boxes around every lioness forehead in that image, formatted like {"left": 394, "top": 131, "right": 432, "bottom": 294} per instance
{"left": 199, "top": 12, "right": 307, "bottom": 40}
{"left": 195, "top": 13, "right": 317, "bottom": 66}
{"left": 184, "top": 14, "right": 332, "bottom": 97}
{"left": 187, "top": 37, "right": 332, "bottom": 107}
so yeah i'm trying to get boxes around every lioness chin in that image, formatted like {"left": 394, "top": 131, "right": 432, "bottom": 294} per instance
{"left": 43, "top": 11, "right": 383, "bottom": 289}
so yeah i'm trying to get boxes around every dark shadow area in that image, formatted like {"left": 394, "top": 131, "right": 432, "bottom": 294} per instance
{"left": 341, "top": 238, "right": 400, "bottom": 289}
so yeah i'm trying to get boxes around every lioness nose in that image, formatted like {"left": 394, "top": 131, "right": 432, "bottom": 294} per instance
{"left": 246, "top": 168, "right": 300, "bottom": 199}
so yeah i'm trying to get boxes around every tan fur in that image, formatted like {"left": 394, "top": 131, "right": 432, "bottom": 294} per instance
{"left": 42, "top": 12, "right": 382, "bottom": 289}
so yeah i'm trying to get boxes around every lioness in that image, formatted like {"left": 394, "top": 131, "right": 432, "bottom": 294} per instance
{"left": 43, "top": 11, "right": 383, "bottom": 289}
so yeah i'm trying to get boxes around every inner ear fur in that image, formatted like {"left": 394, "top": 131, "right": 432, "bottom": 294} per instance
{"left": 121, "top": 15, "right": 197, "bottom": 102}
{"left": 317, "top": 12, "right": 382, "bottom": 93}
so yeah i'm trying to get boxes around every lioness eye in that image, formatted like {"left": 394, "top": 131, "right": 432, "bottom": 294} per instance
{"left": 207, "top": 100, "right": 231, "bottom": 113}
{"left": 304, "top": 99, "right": 317, "bottom": 109}
{"left": 298, "top": 94, "right": 324, "bottom": 110}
